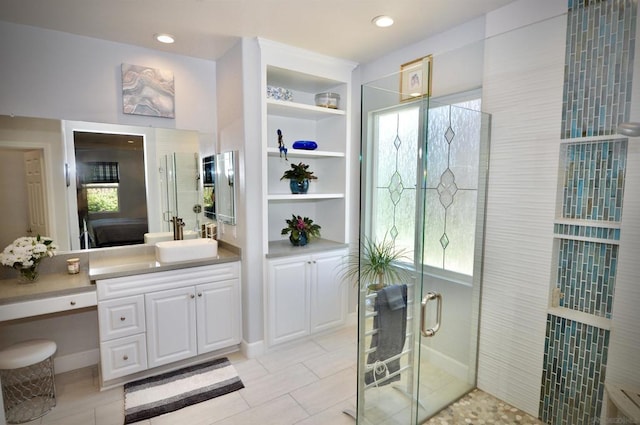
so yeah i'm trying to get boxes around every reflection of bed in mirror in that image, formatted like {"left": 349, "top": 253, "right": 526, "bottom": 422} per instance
{"left": 87, "top": 217, "right": 148, "bottom": 247}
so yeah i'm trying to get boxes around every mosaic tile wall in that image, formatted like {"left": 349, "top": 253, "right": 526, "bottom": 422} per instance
{"left": 561, "top": 140, "right": 628, "bottom": 222}
{"left": 556, "top": 239, "right": 618, "bottom": 318}
{"left": 541, "top": 1, "right": 635, "bottom": 421}
{"left": 561, "top": 0, "right": 637, "bottom": 139}
{"left": 540, "top": 315, "right": 610, "bottom": 424}
{"left": 545, "top": 138, "right": 627, "bottom": 422}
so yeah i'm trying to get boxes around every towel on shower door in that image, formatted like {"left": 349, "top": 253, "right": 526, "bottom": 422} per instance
{"left": 365, "top": 284, "right": 407, "bottom": 386}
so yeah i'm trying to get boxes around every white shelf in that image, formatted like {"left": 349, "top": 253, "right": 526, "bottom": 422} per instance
{"left": 547, "top": 306, "right": 611, "bottom": 330}
{"left": 266, "top": 147, "right": 344, "bottom": 158}
{"left": 268, "top": 193, "right": 344, "bottom": 201}
{"left": 267, "top": 99, "right": 345, "bottom": 119}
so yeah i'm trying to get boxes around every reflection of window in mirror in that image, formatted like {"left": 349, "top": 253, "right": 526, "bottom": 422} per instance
{"left": 73, "top": 132, "right": 148, "bottom": 248}
{"left": 83, "top": 162, "right": 120, "bottom": 213}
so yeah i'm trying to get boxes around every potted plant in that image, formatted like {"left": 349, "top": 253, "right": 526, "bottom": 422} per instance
{"left": 280, "top": 162, "right": 317, "bottom": 194}
{"left": 281, "top": 214, "right": 321, "bottom": 246}
{"left": 340, "top": 235, "right": 412, "bottom": 291}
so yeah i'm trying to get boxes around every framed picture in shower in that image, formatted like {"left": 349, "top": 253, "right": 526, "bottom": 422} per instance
{"left": 399, "top": 55, "right": 432, "bottom": 102}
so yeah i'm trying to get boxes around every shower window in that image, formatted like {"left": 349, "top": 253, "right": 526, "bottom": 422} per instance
{"left": 371, "top": 97, "right": 482, "bottom": 276}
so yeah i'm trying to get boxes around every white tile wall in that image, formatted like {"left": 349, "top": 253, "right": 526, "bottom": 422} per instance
{"left": 478, "top": 13, "right": 567, "bottom": 416}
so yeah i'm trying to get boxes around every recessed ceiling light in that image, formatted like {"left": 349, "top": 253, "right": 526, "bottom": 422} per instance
{"left": 154, "top": 33, "right": 175, "bottom": 44}
{"left": 372, "top": 15, "right": 394, "bottom": 28}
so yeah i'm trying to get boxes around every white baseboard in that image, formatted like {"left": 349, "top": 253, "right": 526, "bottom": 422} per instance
{"left": 54, "top": 348, "right": 100, "bottom": 374}
{"left": 241, "top": 339, "right": 264, "bottom": 358}
{"left": 420, "top": 344, "right": 469, "bottom": 381}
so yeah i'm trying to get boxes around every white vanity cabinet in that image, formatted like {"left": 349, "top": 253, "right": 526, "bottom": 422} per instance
{"left": 267, "top": 249, "right": 347, "bottom": 346}
{"left": 145, "top": 278, "right": 241, "bottom": 368}
{"left": 96, "top": 262, "right": 241, "bottom": 383}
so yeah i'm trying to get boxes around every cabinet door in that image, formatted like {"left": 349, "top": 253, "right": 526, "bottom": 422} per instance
{"left": 146, "top": 287, "right": 197, "bottom": 368}
{"left": 310, "top": 250, "right": 348, "bottom": 333}
{"left": 267, "top": 257, "right": 310, "bottom": 346}
{"left": 196, "top": 279, "right": 241, "bottom": 353}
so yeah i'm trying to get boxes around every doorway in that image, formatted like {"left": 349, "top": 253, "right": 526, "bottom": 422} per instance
{"left": 356, "top": 78, "right": 490, "bottom": 423}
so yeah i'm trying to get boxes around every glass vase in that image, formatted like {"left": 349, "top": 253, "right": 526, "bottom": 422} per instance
{"left": 17, "top": 265, "right": 40, "bottom": 283}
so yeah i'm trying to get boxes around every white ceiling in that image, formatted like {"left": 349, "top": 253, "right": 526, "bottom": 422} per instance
{"left": 0, "top": 0, "right": 516, "bottom": 63}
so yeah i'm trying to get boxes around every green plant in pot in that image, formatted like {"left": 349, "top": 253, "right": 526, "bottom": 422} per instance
{"left": 340, "top": 235, "right": 412, "bottom": 291}
{"left": 280, "top": 162, "right": 317, "bottom": 194}
{"left": 281, "top": 214, "right": 321, "bottom": 246}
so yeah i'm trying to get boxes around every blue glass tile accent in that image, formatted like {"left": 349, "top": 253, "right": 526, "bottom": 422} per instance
{"left": 561, "top": 140, "right": 627, "bottom": 221}
{"left": 556, "top": 239, "right": 617, "bottom": 317}
{"left": 540, "top": 314, "right": 609, "bottom": 424}
{"left": 561, "top": 0, "right": 637, "bottom": 138}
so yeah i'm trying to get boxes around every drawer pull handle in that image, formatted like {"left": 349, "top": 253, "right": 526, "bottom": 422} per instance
{"left": 190, "top": 294, "right": 195, "bottom": 299}
{"left": 70, "top": 301, "right": 76, "bottom": 306}
{"left": 120, "top": 317, "right": 126, "bottom": 321}
{"left": 123, "top": 355, "right": 129, "bottom": 361}
{"left": 198, "top": 292, "right": 202, "bottom": 297}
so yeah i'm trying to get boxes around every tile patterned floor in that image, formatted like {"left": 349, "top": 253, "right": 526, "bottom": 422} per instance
{"left": 17, "top": 324, "right": 542, "bottom": 425}
{"left": 425, "top": 389, "right": 544, "bottom": 425}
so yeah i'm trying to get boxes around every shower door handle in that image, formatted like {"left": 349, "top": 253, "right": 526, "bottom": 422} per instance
{"left": 420, "top": 292, "right": 442, "bottom": 337}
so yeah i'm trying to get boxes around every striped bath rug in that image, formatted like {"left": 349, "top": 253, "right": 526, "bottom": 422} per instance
{"left": 123, "top": 357, "right": 244, "bottom": 424}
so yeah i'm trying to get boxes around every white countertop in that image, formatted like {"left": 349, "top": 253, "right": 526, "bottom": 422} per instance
{"left": 0, "top": 241, "right": 241, "bottom": 319}
{"left": 89, "top": 246, "right": 241, "bottom": 280}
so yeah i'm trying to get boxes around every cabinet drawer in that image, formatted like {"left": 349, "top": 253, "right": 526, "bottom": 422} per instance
{"left": 0, "top": 291, "right": 97, "bottom": 322}
{"left": 100, "top": 334, "right": 147, "bottom": 381}
{"left": 98, "top": 295, "right": 145, "bottom": 341}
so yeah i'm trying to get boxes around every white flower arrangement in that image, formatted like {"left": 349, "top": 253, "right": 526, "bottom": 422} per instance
{"left": 0, "top": 235, "right": 57, "bottom": 270}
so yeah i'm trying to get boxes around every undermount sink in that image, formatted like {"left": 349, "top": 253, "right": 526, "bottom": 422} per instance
{"left": 144, "top": 230, "right": 198, "bottom": 244}
{"left": 155, "top": 238, "right": 218, "bottom": 263}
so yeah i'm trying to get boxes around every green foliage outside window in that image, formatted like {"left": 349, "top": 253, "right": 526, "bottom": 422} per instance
{"left": 87, "top": 186, "right": 119, "bottom": 212}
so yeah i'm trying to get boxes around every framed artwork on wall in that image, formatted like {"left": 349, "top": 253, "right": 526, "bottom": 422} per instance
{"left": 399, "top": 55, "right": 432, "bottom": 102}
{"left": 121, "top": 64, "right": 175, "bottom": 118}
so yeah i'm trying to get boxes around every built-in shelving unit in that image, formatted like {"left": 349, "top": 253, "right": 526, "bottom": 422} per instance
{"left": 259, "top": 39, "right": 356, "bottom": 254}
{"left": 258, "top": 39, "right": 356, "bottom": 347}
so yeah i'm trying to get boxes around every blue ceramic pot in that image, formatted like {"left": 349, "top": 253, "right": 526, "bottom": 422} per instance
{"left": 290, "top": 179, "right": 309, "bottom": 194}
{"left": 289, "top": 232, "right": 308, "bottom": 246}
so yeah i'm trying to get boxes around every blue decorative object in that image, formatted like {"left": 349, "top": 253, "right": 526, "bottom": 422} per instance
{"left": 289, "top": 232, "right": 308, "bottom": 246}
{"left": 292, "top": 140, "right": 318, "bottom": 150}
{"left": 289, "top": 179, "right": 309, "bottom": 194}
{"left": 277, "top": 129, "right": 288, "bottom": 160}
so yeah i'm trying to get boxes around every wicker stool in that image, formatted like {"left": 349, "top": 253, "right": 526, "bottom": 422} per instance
{"left": 0, "top": 340, "right": 57, "bottom": 424}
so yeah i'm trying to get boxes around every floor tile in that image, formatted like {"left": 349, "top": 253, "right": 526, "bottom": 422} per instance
{"left": 23, "top": 324, "right": 545, "bottom": 425}
{"left": 290, "top": 367, "right": 356, "bottom": 415}
{"left": 212, "top": 394, "right": 309, "bottom": 425}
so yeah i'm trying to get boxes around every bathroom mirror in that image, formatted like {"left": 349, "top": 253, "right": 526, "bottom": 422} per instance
{"left": 215, "top": 151, "right": 237, "bottom": 225}
{"left": 201, "top": 151, "right": 237, "bottom": 225}
{"left": 0, "top": 115, "right": 205, "bottom": 251}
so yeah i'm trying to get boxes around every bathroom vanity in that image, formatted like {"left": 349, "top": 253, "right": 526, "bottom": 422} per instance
{"left": 0, "top": 242, "right": 242, "bottom": 391}
{"left": 91, "top": 243, "right": 241, "bottom": 388}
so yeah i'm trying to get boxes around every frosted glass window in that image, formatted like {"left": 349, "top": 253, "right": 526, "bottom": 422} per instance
{"left": 371, "top": 98, "right": 481, "bottom": 276}
{"left": 372, "top": 107, "right": 419, "bottom": 256}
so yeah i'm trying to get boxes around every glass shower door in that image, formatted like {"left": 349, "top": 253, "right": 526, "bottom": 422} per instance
{"left": 358, "top": 77, "right": 490, "bottom": 424}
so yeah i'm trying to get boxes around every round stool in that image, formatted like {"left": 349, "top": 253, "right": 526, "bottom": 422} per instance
{"left": 0, "top": 340, "right": 57, "bottom": 424}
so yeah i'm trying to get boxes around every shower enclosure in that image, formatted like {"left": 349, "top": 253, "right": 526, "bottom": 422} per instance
{"left": 356, "top": 73, "right": 491, "bottom": 424}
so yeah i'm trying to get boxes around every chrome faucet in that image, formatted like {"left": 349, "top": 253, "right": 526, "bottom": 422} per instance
{"left": 171, "top": 216, "right": 185, "bottom": 240}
